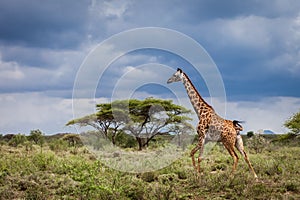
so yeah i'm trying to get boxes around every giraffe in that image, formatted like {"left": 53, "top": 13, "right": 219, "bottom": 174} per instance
{"left": 167, "top": 68, "right": 257, "bottom": 178}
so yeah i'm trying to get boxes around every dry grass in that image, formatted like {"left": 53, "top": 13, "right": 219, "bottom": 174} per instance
{"left": 0, "top": 136, "right": 300, "bottom": 199}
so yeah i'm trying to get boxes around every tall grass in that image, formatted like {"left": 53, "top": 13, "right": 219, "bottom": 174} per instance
{"left": 0, "top": 137, "right": 299, "bottom": 199}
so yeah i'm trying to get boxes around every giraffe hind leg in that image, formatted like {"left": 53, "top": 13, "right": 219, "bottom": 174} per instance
{"left": 197, "top": 143, "right": 205, "bottom": 173}
{"left": 222, "top": 140, "right": 239, "bottom": 173}
{"left": 235, "top": 135, "right": 258, "bottom": 178}
{"left": 229, "top": 148, "right": 239, "bottom": 173}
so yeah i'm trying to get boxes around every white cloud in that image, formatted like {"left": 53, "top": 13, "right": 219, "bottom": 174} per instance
{"left": 111, "top": 64, "right": 175, "bottom": 100}
{"left": 200, "top": 15, "right": 277, "bottom": 50}
{"left": 0, "top": 58, "right": 24, "bottom": 80}
{"left": 90, "top": 0, "right": 130, "bottom": 19}
{"left": 191, "top": 13, "right": 300, "bottom": 77}
{"left": 264, "top": 13, "right": 300, "bottom": 74}
{"left": 0, "top": 90, "right": 298, "bottom": 135}
{"left": 0, "top": 92, "right": 74, "bottom": 134}
{"left": 223, "top": 97, "right": 300, "bottom": 133}
{"left": 223, "top": 16, "right": 271, "bottom": 49}
{"left": 102, "top": 0, "right": 129, "bottom": 19}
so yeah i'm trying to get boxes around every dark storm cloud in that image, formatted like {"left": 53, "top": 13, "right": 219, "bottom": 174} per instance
{"left": 0, "top": 0, "right": 299, "bottom": 100}
{"left": 124, "top": 0, "right": 300, "bottom": 26}
{"left": 0, "top": 0, "right": 90, "bottom": 49}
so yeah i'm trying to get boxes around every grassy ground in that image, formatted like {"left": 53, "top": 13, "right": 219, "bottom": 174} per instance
{"left": 0, "top": 135, "right": 299, "bottom": 199}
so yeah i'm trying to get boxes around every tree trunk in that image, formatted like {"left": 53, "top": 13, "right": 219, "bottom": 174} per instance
{"left": 142, "top": 134, "right": 158, "bottom": 148}
{"left": 178, "top": 133, "right": 181, "bottom": 147}
{"left": 136, "top": 137, "right": 143, "bottom": 151}
{"left": 111, "top": 134, "right": 116, "bottom": 145}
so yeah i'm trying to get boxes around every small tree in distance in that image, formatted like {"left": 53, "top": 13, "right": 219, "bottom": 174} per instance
{"left": 284, "top": 111, "right": 300, "bottom": 135}
{"left": 29, "top": 129, "right": 45, "bottom": 151}
{"left": 9, "top": 133, "right": 27, "bottom": 147}
{"left": 66, "top": 104, "right": 125, "bottom": 145}
{"left": 247, "top": 131, "right": 254, "bottom": 138}
{"left": 168, "top": 122, "right": 195, "bottom": 150}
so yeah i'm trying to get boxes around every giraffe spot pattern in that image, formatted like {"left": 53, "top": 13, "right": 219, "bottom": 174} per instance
{"left": 179, "top": 72, "right": 257, "bottom": 178}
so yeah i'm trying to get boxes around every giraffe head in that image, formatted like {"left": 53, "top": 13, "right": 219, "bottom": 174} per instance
{"left": 167, "top": 68, "right": 183, "bottom": 84}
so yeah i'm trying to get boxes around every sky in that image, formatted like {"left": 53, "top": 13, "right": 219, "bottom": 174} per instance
{"left": 0, "top": 0, "right": 300, "bottom": 135}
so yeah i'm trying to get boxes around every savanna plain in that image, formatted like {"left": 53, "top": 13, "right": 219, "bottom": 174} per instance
{"left": 0, "top": 133, "right": 299, "bottom": 200}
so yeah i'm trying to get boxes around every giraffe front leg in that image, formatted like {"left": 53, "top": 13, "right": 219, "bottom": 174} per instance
{"left": 190, "top": 145, "right": 201, "bottom": 171}
{"left": 190, "top": 137, "right": 205, "bottom": 173}
{"left": 192, "top": 122, "right": 207, "bottom": 173}
{"left": 196, "top": 139, "right": 205, "bottom": 173}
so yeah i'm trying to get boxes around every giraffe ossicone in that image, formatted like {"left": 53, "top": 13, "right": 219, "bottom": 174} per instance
{"left": 167, "top": 68, "right": 258, "bottom": 178}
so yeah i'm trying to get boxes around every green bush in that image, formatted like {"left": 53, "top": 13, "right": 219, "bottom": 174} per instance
{"left": 247, "top": 131, "right": 254, "bottom": 137}
{"left": 29, "top": 129, "right": 44, "bottom": 146}
{"left": 49, "top": 139, "right": 69, "bottom": 152}
{"left": 284, "top": 180, "right": 299, "bottom": 192}
{"left": 32, "top": 153, "right": 55, "bottom": 171}
{"left": 62, "top": 134, "right": 83, "bottom": 147}
{"left": 272, "top": 133, "right": 297, "bottom": 144}
{"left": 140, "top": 172, "right": 157, "bottom": 183}
{"left": 247, "top": 134, "right": 268, "bottom": 153}
{"left": 9, "top": 133, "right": 27, "bottom": 147}
{"left": 122, "top": 178, "right": 146, "bottom": 200}
{"left": 115, "top": 133, "right": 137, "bottom": 148}
{"left": 24, "top": 141, "right": 33, "bottom": 151}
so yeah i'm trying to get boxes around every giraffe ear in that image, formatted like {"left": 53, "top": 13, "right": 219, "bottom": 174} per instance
{"left": 177, "top": 68, "right": 182, "bottom": 73}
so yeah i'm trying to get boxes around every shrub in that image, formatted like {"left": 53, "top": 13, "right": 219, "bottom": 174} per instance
{"left": 24, "top": 141, "right": 33, "bottom": 151}
{"left": 115, "top": 132, "right": 137, "bottom": 148}
{"left": 284, "top": 181, "right": 299, "bottom": 192}
{"left": 49, "top": 139, "right": 69, "bottom": 152}
{"left": 247, "top": 134, "right": 268, "bottom": 153}
{"left": 157, "top": 173, "right": 178, "bottom": 184}
{"left": 175, "top": 170, "right": 187, "bottom": 179}
{"left": 32, "top": 153, "right": 55, "bottom": 171}
{"left": 62, "top": 134, "right": 83, "bottom": 147}
{"left": 122, "top": 178, "right": 146, "bottom": 200}
{"left": 140, "top": 172, "right": 157, "bottom": 182}
{"left": 247, "top": 131, "right": 254, "bottom": 138}
{"left": 29, "top": 129, "right": 44, "bottom": 146}
{"left": 272, "top": 133, "right": 297, "bottom": 144}
{"left": 2, "top": 134, "right": 14, "bottom": 142}
{"left": 9, "top": 133, "right": 27, "bottom": 147}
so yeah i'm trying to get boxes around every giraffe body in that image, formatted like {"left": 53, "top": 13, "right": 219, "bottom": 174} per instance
{"left": 167, "top": 68, "right": 257, "bottom": 178}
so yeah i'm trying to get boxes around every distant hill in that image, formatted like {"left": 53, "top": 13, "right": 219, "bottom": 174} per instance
{"left": 263, "top": 130, "right": 275, "bottom": 134}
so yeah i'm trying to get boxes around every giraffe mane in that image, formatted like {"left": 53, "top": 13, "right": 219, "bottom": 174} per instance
{"left": 183, "top": 72, "right": 213, "bottom": 109}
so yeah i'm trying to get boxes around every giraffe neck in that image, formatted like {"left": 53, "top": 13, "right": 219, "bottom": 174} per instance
{"left": 182, "top": 73, "right": 213, "bottom": 119}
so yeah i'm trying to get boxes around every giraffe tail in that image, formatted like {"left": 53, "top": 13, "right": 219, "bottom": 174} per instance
{"left": 233, "top": 120, "right": 244, "bottom": 132}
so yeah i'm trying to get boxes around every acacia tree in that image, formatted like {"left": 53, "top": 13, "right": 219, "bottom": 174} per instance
{"left": 168, "top": 122, "right": 195, "bottom": 149}
{"left": 29, "top": 129, "right": 44, "bottom": 146}
{"left": 117, "top": 98, "right": 192, "bottom": 150}
{"left": 66, "top": 103, "right": 126, "bottom": 145}
{"left": 67, "top": 98, "right": 192, "bottom": 150}
{"left": 284, "top": 111, "right": 300, "bottom": 135}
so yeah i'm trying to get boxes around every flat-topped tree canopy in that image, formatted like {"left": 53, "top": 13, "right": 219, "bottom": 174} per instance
{"left": 66, "top": 98, "right": 193, "bottom": 150}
